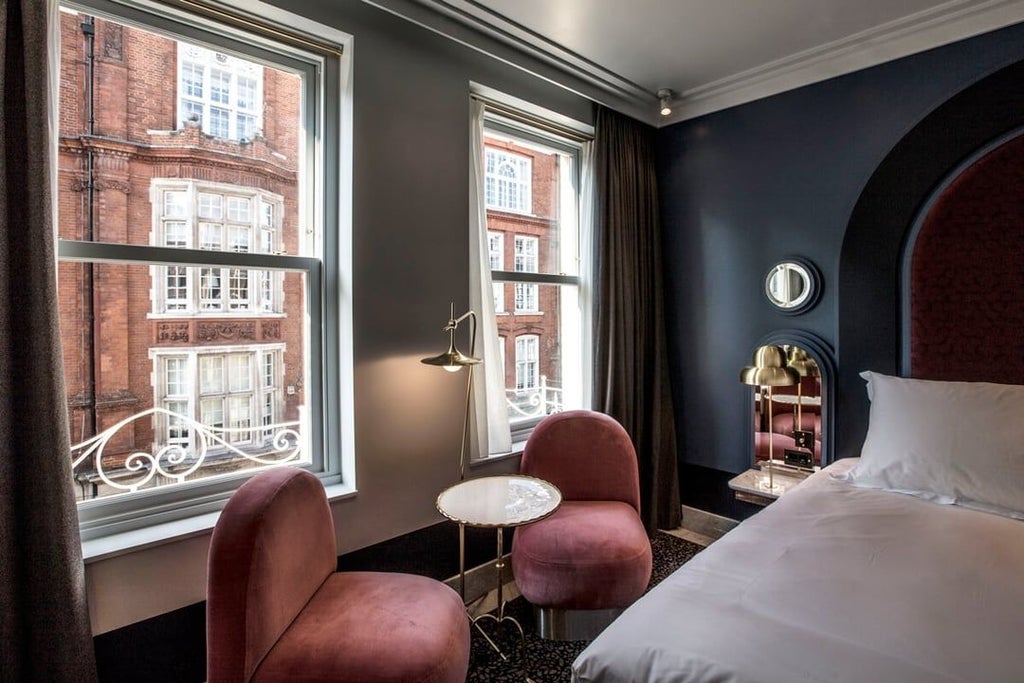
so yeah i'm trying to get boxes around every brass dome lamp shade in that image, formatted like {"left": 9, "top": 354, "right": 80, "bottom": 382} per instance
{"left": 422, "top": 302, "right": 480, "bottom": 481}
{"left": 740, "top": 345, "right": 799, "bottom": 492}
{"left": 421, "top": 303, "right": 481, "bottom": 373}
{"left": 786, "top": 346, "right": 820, "bottom": 439}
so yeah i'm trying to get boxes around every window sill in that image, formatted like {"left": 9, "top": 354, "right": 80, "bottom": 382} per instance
{"left": 468, "top": 440, "right": 526, "bottom": 470}
{"left": 82, "top": 481, "right": 357, "bottom": 564}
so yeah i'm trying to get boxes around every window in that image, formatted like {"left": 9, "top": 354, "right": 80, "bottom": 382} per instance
{"left": 178, "top": 43, "right": 263, "bottom": 141}
{"left": 515, "top": 335, "right": 539, "bottom": 390}
{"left": 485, "top": 147, "right": 532, "bottom": 213}
{"left": 152, "top": 181, "right": 283, "bottom": 315}
{"left": 57, "top": 0, "right": 349, "bottom": 541}
{"left": 153, "top": 347, "right": 283, "bottom": 454}
{"left": 513, "top": 235, "right": 539, "bottom": 313}
{"left": 488, "top": 231, "right": 504, "bottom": 313}
{"left": 481, "top": 106, "right": 591, "bottom": 440}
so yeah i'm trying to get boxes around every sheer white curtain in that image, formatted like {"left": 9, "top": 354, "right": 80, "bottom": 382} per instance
{"left": 468, "top": 100, "right": 512, "bottom": 457}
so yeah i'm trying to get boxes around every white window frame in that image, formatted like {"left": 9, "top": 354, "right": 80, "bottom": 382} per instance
{"left": 151, "top": 180, "right": 283, "bottom": 316}
{"left": 488, "top": 231, "right": 505, "bottom": 313}
{"left": 177, "top": 42, "right": 264, "bottom": 141}
{"left": 485, "top": 147, "right": 532, "bottom": 214}
{"left": 513, "top": 234, "right": 539, "bottom": 313}
{"left": 482, "top": 105, "right": 592, "bottom": 444}
{"left": 57, "top": 0, "right": 353, "bottom": 544}
{"left": 515, "top": 335, "right": 539, "bottom": 391}
{"left": 152, "top": 345, "right": 285, "bottom": 454}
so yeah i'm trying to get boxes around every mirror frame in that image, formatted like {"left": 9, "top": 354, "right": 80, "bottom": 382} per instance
{"left": 745, "top": 330, "right": 836, "bottom": 469}
{"left": 764, "top": 257, "right": 822, "bottom": 315}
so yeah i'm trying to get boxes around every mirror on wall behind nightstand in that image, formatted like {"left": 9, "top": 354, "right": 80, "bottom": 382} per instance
{"left": 733, "top": 333, "right": 835, "bottom": 505}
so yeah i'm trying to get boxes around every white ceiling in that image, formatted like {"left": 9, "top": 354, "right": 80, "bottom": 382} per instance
{"left": 376, "top": 0, "right": 1024, "bottom": 125}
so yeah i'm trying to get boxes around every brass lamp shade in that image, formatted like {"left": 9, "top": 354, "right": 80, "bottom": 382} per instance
{"left": 740, "top": 345, "right": 799, "bottom": 387}
{"left": 786, "top": 346, "right": 820, "bottom": 378}
{"left": 421, "top": 344, "right": 481, "bottom": 370}
{"left": 421, "top": 303, "right": 481, "bottom": 371}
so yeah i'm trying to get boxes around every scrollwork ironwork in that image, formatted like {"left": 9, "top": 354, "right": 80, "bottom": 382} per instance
{"left": 71, "top": 407, "right": 302, "bottom": 496}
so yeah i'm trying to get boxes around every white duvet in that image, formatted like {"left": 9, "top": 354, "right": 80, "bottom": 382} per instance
{"left": 572, "top": 459, "right": 1024, "bottom": 683}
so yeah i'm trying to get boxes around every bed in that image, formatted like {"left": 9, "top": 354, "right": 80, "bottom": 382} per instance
{"left": 573, "top": 374, "right": 1024, "bottom": 683}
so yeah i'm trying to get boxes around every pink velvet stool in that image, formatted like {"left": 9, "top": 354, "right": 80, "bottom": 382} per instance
{"left": 207, "top": 467, "right": 470, "bottom": 683}
{"left": 511, "top": 410, "right": 652, "bottom": 639}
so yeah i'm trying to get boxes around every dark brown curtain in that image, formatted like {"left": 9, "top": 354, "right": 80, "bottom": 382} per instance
{"left": 0, "top": 1, "right": 98, "bottom": 680}
{"left": 593, "top": 105, "right": 680, "bottom": 532}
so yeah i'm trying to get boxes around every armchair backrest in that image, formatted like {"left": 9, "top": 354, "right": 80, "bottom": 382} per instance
{"left": 520, "top": 410, "right": 641, "bottom": 513}
{"left": 207, "top": 467, "right": 337, "bottom": 683}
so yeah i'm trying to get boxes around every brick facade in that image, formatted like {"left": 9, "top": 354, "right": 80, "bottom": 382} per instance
{"left": 57, "top": 13, "right": 303, "bottom": 496}
{"left": 483, "top": 138, "right": 563, "bottom": 399}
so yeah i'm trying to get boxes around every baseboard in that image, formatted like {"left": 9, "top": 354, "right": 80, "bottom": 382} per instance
{"left": 680, "top": 505, "right": 738, "bottom": 540}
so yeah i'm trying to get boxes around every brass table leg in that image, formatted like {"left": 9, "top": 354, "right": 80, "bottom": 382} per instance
{"left": 472, "top": 527, "right": 527, "bottom": 665}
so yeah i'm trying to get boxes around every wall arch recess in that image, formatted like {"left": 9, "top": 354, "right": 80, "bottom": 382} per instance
{"left": 900, "top": 126, "right": 1024, "bottom": 383}
{"left": 745, "top": 330, "right": 836, "bottom": 469}
{"left": 838, "top": 59, "right": 1024, "bottom": 460}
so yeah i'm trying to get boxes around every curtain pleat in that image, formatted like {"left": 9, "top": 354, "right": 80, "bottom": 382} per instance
{"left": 468, "top": 100, "right": 512, "bottom": 459}
{"left": 593, "top": 106, "right": 680, "bottom": 532}
{"left": 0, "top": 1, "right": 98, "bottom": 680}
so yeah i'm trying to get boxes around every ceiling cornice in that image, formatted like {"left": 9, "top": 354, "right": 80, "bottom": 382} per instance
{"left": 364, "top": 0, "right": 1024, "bottom": 127}
{"left": 665, "top": 0, "right": 1024, "bottom": 124}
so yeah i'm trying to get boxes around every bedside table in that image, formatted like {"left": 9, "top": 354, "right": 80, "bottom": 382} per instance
{"left": 728, "top": 467, "right": 806, "bottom": 506}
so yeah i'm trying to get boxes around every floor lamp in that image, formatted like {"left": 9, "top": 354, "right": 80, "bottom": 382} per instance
{"left": 740, "top": 345, "right": 798, "bottom": 492}
{"left": 422, "top": 303, "right": 481, "bottom": 603}
{"left": 421, "top": 302, "right": 481, "bottom": 482}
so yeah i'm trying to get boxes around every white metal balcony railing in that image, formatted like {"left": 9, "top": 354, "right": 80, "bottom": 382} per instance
{"left": 70, "top": 407, "right": 303, "bottom": 500}
{"left": 506, "top": 375, "right": 563, "bottom": 422}
{"left": 70, "top": 379, "right": 562, "bottom": 500}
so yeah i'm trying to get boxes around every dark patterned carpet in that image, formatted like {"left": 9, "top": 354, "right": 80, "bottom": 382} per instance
{"left": 466, "top": 532, "right": 704, "bottom": 682}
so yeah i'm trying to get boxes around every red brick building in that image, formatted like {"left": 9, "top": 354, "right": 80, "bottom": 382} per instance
{"left": 483, "top": 137, "right": 563, "bottom": 419}
{"left": 57, "top": 13, "right": 305, "bottom": 499}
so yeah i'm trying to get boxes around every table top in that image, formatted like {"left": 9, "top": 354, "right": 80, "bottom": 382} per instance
{"left": 727, "top": 467, "right": 807, "bottom": 501}
{"left": 771, "top": 394, "right": 822, "bottom": 406}
{"left": 436, "top": 474, "right": 561, "bottom": 528}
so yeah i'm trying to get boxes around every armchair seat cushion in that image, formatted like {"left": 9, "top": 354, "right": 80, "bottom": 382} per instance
{"left": 512, "top": 500, "right": 651, "bottom": 610}
{"left": 253, "top": 571, "right": 470, "bottom": 683}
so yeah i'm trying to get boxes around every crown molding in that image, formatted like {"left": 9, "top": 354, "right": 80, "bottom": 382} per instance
{"left": 361, "top": 0, "right": 660, "bottom": 124}
{"left": 364, "top": 0, "right": 1024, "bottom": 127}
{"left": 663, "top": 0, "right": 1024, "bottom": 124}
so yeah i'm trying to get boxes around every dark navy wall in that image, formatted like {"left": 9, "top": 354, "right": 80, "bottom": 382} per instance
{"left": 657, "top": 21, "right": 1024, "bottom": 514}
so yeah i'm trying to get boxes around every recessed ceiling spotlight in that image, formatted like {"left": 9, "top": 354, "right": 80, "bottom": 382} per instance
{"left": 657, "top": 88, "right": 674, "bottom": 116}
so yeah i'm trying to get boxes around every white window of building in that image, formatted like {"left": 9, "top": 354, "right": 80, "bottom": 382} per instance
{"left": 57, "top": 0, "right": 351, "bottom": 543}
{"left": 482, "top": 108, "right": 592, "bottom": 441}
{"left": 155, "top": 347, "right": 283, "bottom": 453}
{"left": 513, "top": 236, "right": 538, "bottom": 313}
{"left": 488, "top": 231, "right": 505, "bottom": 313}
{"left": 177, "top": 43, "right": 263, "bottom": 141}
{"left": 152, "top": 181, "right": 283, "bottom": 315}
{"left": 485, "top": 147, "right": 532, "bottom": 214}
{"left": 515, "top": 335, "right": 539, "bottom": 390}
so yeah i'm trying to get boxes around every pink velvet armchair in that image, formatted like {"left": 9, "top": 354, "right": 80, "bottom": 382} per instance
{"left": 207, "top": 467, "right": 470, "bottom": 683}
{"left": 511, "top": 410, "right": 652, "bottom": 638}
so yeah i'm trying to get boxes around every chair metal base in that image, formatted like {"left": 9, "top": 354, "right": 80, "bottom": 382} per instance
{"left": 534, "top": 606, "right": 624, "bottom": 641}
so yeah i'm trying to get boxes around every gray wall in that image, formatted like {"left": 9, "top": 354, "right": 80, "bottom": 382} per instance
{"left": 86, "top": 0, "right": 594, "bottom": 635}
{"left": 657, "top": 21, "right": 1024, "bottom": 488}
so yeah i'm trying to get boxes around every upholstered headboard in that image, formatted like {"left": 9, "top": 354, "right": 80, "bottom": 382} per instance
{"left": 906, "top": 130, "right": 1024, "bottom": 385}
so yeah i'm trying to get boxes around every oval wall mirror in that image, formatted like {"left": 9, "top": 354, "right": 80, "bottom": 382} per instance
{"left": 764, "top": 258, "right": 821, "bottom": 315}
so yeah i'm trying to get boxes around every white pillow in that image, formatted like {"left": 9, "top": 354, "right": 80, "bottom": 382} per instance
{"left": 842, "top": 371, "right": 1024, "bottom": 518}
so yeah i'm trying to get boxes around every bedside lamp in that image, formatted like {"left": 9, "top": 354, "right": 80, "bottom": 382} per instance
{"left": 422, "top": 302, "right": 480, "bottom": 481}
{"left": 740, "top": 345, "right": 798, "bottom": 492}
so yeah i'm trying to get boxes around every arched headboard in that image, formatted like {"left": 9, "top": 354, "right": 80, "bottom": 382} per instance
{"left": 902, "top": 128, "right": 1024, "bottom": 384}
